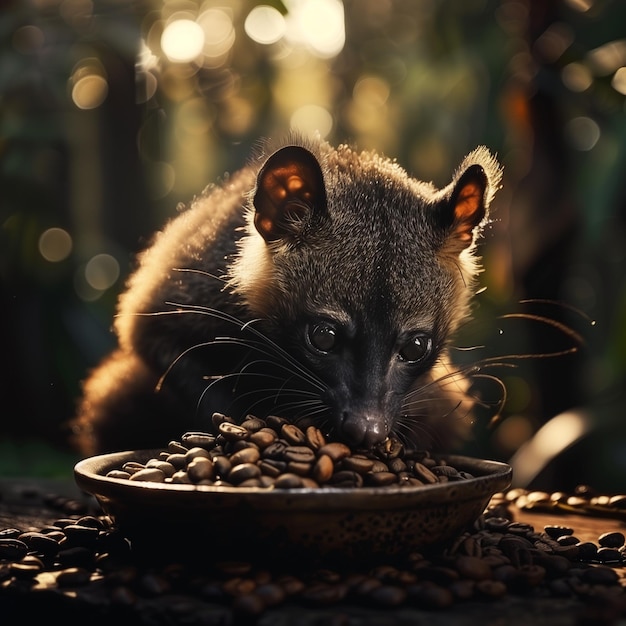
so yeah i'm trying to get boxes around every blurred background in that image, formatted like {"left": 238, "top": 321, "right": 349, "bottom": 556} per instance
{"left": 1, "top": 0, "right": 625, "bottom": 490}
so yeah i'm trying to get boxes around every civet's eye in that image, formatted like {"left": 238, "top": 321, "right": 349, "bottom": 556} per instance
{"left": 307, "top": 323, "right": 337, "bottom": 354}
{"left": 398, "top": 334, "right": 432, "bottom": 364}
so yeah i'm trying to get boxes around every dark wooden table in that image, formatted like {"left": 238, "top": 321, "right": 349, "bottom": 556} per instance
{"left": 1, "top": 477, "right": 625, "bottom": 625}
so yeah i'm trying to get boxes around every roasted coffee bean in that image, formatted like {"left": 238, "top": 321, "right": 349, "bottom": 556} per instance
{"left": 281, "top": 423, "right": 307, "bottom": 445}
{"left": 213, "top": 455, "right": 232, "bottom": 478}
{"left": 598, "top": 531, "right": 625, "bottom": 548}
{"left": 186, "top": 456, "right": 214, "bottom": 482}
{"left": 596, "top": 547, "right": 622, "bottom": 563}
{"left": 413, "top": 462, "right": 438, "bottom": 485}
{"left": 366, "top": 471, "right": 398, "bottom": 486}
{"left": 0, "top": 539, "right": 28, "bottom": 561}
{"left": 273, "top": 473, "right": 304, "bottom": 489}
{"left": 454, "top": 555, "right": 492, "bottom": 581}
{"left": 305, "top": 426, "right": 326, "bottom": 450}
{"left": 18, "top": 532, "right": 60, "bottom": 558}
{"left": 10, "top": 561, "right": 42, "bottom": 579}
{"left": 182, "top": 432, "right": 216, "bottom": 447}
{"left": 283, "top": 446, "right": 316, "bottom": 464}
{"left": 146, "top": 459, "right": 176, "bottom": 478}
{"left": 229, "top": 447, "right": 261, "bottom": 466}
{"left": 129, "top": 468, "right": 166, "bottom": 483}
{"left": 240, "top": 416, "right": 266, "bottom": 432}
{"left": 56, "top": 566, "right": 92, "bottom": 587}
{"left": 287, "top": 461, "right": 314, "bottom": 477}
{"left": 317, "top": 442, "right": 351, "bottom": 462}
{"left": 544, "top": 525, "right": 574, "bottom": 539}
{"left": 557, "top": 535, "right": 580, "bottom": 546}
{"left": 184, "top": 447, "right": 211, "bottom": 461}
{"left": 218, "top": 422, "right": 249, "bottom": 441}
{"left": 329, "top": 470, "right": 363, "bottom": 488}
{"left": 167, "top": 440, "right": 188, "bottom": 454}
{"left": 165, "top": 453, "right": 188, "bottom": 469}
{"left": 106, "top": 470, "right": 131, "bottom": 480}
{"left": 312, "top": 454, "right": 334, "bottom": 484}
{"left": 228, "top": 463, "right": 262, "bottom": 484}
{"left": 249, "top": 428, "right": 277, "bottom": 448}
{"left": 62, "top": 524, "right": 100, "bottom": 548}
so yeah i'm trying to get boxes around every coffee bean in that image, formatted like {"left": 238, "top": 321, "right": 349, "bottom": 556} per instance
{"left": 582, "top": 566, "right": 619, "bottom": 585}
{"left": 228, "top": 463, "right": 261, "bottom": 484}
{"left": 544, "top": 525, "right": 574, "bottom": 539}
{"left": 454, "top": 555, "right": 492, "bottom": 581}
{"left": 18, "top": 531, "right": 60, "bottom": 557}
{"left": 186, "top": 456, "right": 215, "bottom": 483}
{"left": 413, "top": 462, "right": 438, "bottom": 485}
{"left": 370, "top": 584, "right": 407, "bottom": 606}
{"left": 129, "top": 468, "right": 166, "bottom": 483}
{"left": 575, "top": 542, "right": 598, "bottom": 562}
{"left": 56, "top": 566, "right": 92, "bottom": 587}
{"left": 218, "top": 422, "right": 249, "bottom": 441}
{"left": 283, "top": 446, "right": 316, "bottom": 464}
{"left": 305, "top": 426, "right": 326, "bottom": 450}
{"left": 557, "top": 535, "right": 580, "bottom": 546}
{"left": 249, "top": 429, "right": 276, "bottom": 448}
{"left": 608, "top": 495, "right": 626, "bottom": 509}
{"left": 281, "top": 423, "right": 307, "bottom": 445}
{"left": 317, "top": 442, "right": 351, "bottom": 462}
{"left": 598, "top": 531, "right": 625, "bottom": 548}
{"left": 229, "top": 447, "right": 261, "bottom": 466}
{"left": 273, "top": 473, "right": 304, "bottom": 489}
{"left": 475, "top": 579, "right": 507, "bottom": 598}
{"left": 341, "top": 455, "right": 376, "bottom": 474}
{"left": 184, "top": 447, "right": 211, "bottom": 461}
{"left": 10, "top": 561, "right": 42, "bottom": 579}
{"left": 145, "top": 460, "right": 176, "bottom": 477}
{"left": 181, "top": 432, "right": 216, "bottom": 447}
{"left": 0, "top": 539, "right": 28, "bottom": 561}
{"left": 312, "top": 454, "right": 334, "bottom": 484}
{"left": 106, "top": 470, "right": 131, "bottom": 479}
{"left": 366, "top": 471, "right": 398, "bottom": 486}
{"left": 240, "top": 416, "right": 266, "bottom": 432}
{"left": 596, "top": 547, "right": 622, "bottom": 563}
{"left": 167, "top": 440, "right": 188, "bottom": 454}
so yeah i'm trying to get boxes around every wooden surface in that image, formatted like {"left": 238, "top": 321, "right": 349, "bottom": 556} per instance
{"left": 1, "top": 477, "right": 625, "bottom": 625}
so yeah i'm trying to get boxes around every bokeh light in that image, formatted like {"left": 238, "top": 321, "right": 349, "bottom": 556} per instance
{"left": 566, "top": 116, "right": 601, "bottom": 151}
{"left": 244, "top": 5, "right": 286, "bottom": 45}
{"left": 198, "top": 8, "right": 235, "bottom": 62}
{"left": 284, "top": 0, "right": 345, "bottom": 58}
{"left": 70, "top": 59, "right": 108, "bottom": 110}
{"left": 611, "top": 67, "right": 626, "bottom": 95}
{"left": 84, "top": 253, "right": 120, "bottom": 292}
{"left": 290, "top": 104, "right": 333, "bottom": 137}
{"left": 561, "top": 62, "right": 593, "bottom": 92}
{"left": 161, "top": 18, "right": 205, "bottom": 63}
{"left": 38, "top": 228, "right": 73, "bottom": 263}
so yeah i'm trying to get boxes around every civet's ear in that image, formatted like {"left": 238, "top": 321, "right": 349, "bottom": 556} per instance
{"left": 437, "top": 147, "right": 502, "bottom": 249}
{"left": 253, "top": 145, "right": 327, "bottom": 243}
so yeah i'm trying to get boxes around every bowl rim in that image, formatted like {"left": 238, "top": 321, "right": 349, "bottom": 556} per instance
{"left": 74, "top": 449, "right": 512, "bottom": 511}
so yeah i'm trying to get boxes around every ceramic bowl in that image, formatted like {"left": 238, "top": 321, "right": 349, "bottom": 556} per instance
{"left": 74, "top": 450, "right": 511, "bottom": 564}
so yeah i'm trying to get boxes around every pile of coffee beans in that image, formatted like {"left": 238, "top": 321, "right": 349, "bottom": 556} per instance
{"left": 105, "top": 412, "right": 474, "bottom": 489}
{"left": 508, "top": 485, "right": 626, "bottom": 522}
{"left": 1, "top": 489, "right": 625, "bottom": 622}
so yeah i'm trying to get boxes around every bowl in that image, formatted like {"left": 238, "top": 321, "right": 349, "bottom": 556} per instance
{"left": 74, "top": 450, "right": 512, "bottom": 564}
